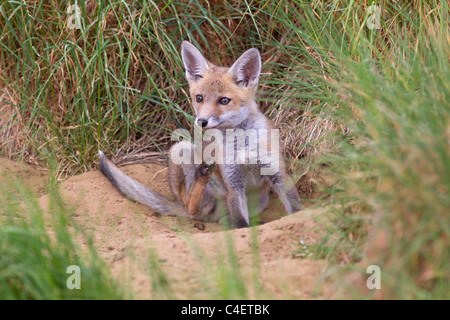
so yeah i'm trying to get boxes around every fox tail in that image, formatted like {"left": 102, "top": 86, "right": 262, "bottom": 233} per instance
{"left": 98, "top": 151, "right": 191, "bottom": 219}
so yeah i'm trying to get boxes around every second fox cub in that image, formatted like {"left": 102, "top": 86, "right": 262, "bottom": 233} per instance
{"left": 99, "top": 41, "right": 301, "bottom": 228}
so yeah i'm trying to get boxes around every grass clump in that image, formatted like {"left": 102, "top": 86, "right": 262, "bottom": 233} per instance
{"left": 302, "top": 0, "right": 449, "bottom": 299}
{"left": 0, "top": 177, "right": 123, "bottom": 299}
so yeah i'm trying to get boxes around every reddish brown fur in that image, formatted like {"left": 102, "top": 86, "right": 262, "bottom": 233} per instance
{"left": 189, "top": 65, "right": 256, "bottom": 119}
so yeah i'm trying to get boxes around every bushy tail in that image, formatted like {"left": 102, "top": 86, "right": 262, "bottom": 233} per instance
{"left": 98, "top": 151, "right": 191, "bottom": 219}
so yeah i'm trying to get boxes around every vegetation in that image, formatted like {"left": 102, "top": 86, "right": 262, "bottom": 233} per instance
{"left": 0, "top": 177, "right": 122, "bottom": 299}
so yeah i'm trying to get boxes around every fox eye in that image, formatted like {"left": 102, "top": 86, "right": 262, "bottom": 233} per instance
{"left": 219, "top": 97, "right": 231, "bottom": 105}
{"left": 196, "top": 95, "right": 203, "bottom": 103}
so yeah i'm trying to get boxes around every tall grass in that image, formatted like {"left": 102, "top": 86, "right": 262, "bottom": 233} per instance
{"left": 283, "top": 1, "right": 449, "bottom": 299}
{"left": 337, "top": 23, "right": 449, "bottom": 300}
{"left": 0, "top": 0, "right": 346, "bottom": 174}
{"left": 0, "top": 176, "right": 123, "bottom": 299}
{"left": 1, "top": 0, "right": 448, "bottom": 299}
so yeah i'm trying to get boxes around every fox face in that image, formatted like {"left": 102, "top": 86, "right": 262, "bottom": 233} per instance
{"left": 181, "top": 41, "right": 261, "bottom": 130}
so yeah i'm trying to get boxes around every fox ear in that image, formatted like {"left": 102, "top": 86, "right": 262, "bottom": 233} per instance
{"left": 181, "top": 41, "right": 209, "bottom": 82}
{"left": 228, "top": 48, "right": 261, "bottom": 88}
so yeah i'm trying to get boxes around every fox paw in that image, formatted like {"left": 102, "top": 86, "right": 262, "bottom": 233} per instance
{"left": 196, "top": 162, "right": 215, "bottom": 178}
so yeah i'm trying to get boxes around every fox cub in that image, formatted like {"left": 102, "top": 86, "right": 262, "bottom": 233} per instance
{"left": 99, "top": 41, "right": 301, "bottom": 228}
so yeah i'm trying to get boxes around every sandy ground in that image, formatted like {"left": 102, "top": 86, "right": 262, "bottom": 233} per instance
{"left": 1, "top": 157, "right": 336, "bottom": 299}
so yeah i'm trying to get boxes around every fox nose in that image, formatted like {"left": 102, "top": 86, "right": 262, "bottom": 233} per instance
{"left": 197, "top": 118, "right": 208, "bottom": 128}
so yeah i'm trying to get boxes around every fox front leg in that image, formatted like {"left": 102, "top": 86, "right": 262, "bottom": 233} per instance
{"left": 221, "top": 164, "right": 250, "bottom": 228}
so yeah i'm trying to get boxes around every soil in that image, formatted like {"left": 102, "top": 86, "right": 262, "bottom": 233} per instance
{"left": 0, "top": 157, "right": 337, "bottom": 299}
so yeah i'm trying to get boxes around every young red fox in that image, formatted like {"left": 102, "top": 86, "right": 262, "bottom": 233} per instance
{"left": 99, "top": 41, "right": 302, "bottom": 228}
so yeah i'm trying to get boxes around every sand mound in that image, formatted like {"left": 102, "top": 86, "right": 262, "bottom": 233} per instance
{"left": 2, "top": 157, "right": 334, "bottom": 299}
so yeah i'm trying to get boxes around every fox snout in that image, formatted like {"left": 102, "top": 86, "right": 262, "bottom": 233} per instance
{"left": 196, "top": 118, "right": 208, "bottom": 128}
{"left": 195, "top": 115, "right": 222, "bottom": 129}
